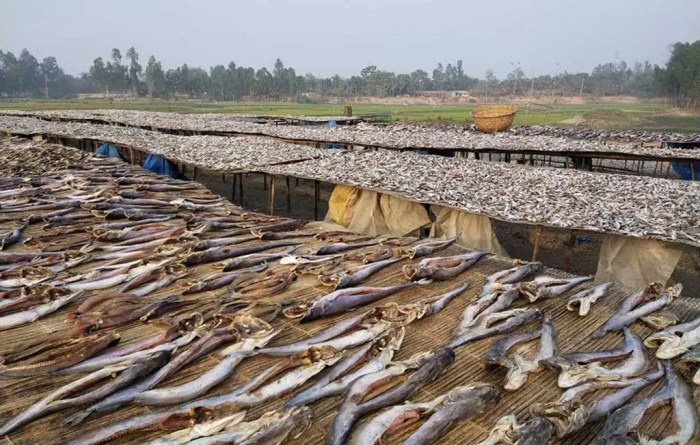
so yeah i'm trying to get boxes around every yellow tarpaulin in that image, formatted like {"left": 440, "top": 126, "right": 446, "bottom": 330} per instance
{"left": 596, "top": 235, "right": 682, "bottom": 288}
{"left": 326, "top": 185, "right": 430, "bottom": 236}
{"left": 429, "top": 205, "right": 508, "bottom": 256}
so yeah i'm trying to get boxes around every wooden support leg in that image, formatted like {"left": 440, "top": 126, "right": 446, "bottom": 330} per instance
{"left": 295, "top": 178, "right": 299, "bottom": 186}
{"left": 263, "top": 174, "right": 268, "bottom": 191}
{"left": 531, "top": 226, "right": 543, "bottom": 261}
{"left": 231, "top": 174, "right": 236, "bottom": 201}
{"left": 193, "top": 167, "right": 198, "bottom": 181}
{"left": 238, "top": 173, "right": 244, "bottom": 205}
{"left": 268, "top": 175, "right": 276, "bottom": 215}
{"left": 563, "top": 233, "right": 577, "bottom": 271}
{"left": 222, "top": 173, "right": 226, "bottom": 183}
{"left": 286, "top": 176, "right": 291, "bottom": 213}
{"left": 314, "top": 180, "right": 320, "bottom": 221}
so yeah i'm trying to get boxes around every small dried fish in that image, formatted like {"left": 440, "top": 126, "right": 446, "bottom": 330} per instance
{"left": 0, "top": 289, "right": 83, "bottom": 330}
{"left": 182, "top": 240, "right": 299, "bottom": 266}
{"left": 566, "top": 281, "right": 613, "bottom": 316}
{"left": 179, "top": 262, "right": 268, "bottom": 294}
{"left": 0, "top": 224, "right": 25, "bottom": 249}
{"left": 231, "top": 269, "right": 296, "bottom": 298}
{"left": 348, "top": 398, "right": 444, "bottom": 445}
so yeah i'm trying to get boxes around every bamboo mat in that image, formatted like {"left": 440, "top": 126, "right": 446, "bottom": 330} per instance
{"left": 0, "top": 162, "right": 698, "bottom": 444}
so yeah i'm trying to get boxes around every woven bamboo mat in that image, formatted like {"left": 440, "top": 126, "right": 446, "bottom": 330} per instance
{"left": 0, "top": 164, "right": 697, "bottom": 444}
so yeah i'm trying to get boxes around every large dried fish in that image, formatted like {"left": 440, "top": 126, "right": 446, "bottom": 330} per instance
{"left": 0, "top": 289, "right": 83, "bottom": 330}
{"left": 0, "top": 352, "right": 168, "bottom": 435}
{"left": 596, "top": 361, "right": 697, "bottom": 445}
{"left": 593, "top": 283, "right": 682, "bottom": 338}
{"left": 645, "top": 315, "right": 700, "bottom": 359}
{"left": 566, "top": 281, "right": 613, "bottom": 316}
{"left": 545, "top": 328, "right": 649, "bottom": 388}
{"left": 402, "top": 250, "right": 488, "bottom": 281}
{"left": 182, "top": 240, "right": 299, "bottom": 266}
{"left": 284, "top": 283, "right": 415, "bottom": 322}
{"left": 485, "top": 315, "right": 556, "bottom": 390}
{"left": 678, "top": 345, "right": 700, "bottom": 385}
{"left": 286, "top": 327, "right": 405, "bottom": 407}
{"left": 316, "top": 240, "right": 379, "bottom": 255}
{"left": 518, "top": 275, "right": 593, "bottom": 302}
{"left": 319, "top": 257, "right": 402, "bottom": 289}
{"left": 403, "top": 383, "right": 501, "bottom": 445}
{"left": 478, "top": 261, "right": 543, "bottom": 298}
{"left": 448, "top": 308, "right": 544, "bottom": 349}
{"left": 395, "top": 234, "right": 459, "bottom": 259}
{"left": 326, "top": 348, "right": 455, "bottom": 445}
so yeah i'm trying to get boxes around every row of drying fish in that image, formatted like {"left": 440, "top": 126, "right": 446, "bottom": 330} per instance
{"left": 259, "top": 149, "right": 700, "bottom": 245}
{"left": 508, "top": 123, "right": 700, "bottom": 144}
{"left": 3, "top": 109, "right": 698, "bottom": 158}
{"left": 0, "top": 116, "right": 325, "bottom": 172}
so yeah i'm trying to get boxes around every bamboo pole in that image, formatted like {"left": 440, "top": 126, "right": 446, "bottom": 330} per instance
{"left": 314, "top": 180, "right": 320, "bottom": 221}
{"left": 286, "top": 176, "right": 291, "bottom": 213}
{"left": 531, "top": 226, "right": 543, "bottom": 261}
{"left": 238, "top": 173, "right": 244, "bottom": 205}
{"left": 268, "top": 175, "right": 276, "bottom": 215}
{"left": 563, "top": 233, "right": 577, "bottom": 271}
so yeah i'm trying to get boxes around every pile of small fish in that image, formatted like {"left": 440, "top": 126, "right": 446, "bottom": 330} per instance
{"left": 2, "top": 110, "right": 698, "bottom": 160}
{"left": 0, "top": 116, "right": 327, "bottom": 172}
{"left": 0, "top": 138, "right": 696, "bottom": 445}
{"left": 260, "top": 149, "right": 700, "bottom": 245}
{"left": 0, "top": 137, "right": 93, "bottom": 176}
{"left": 509, "top": 124, "right": 700, "bottom": 144}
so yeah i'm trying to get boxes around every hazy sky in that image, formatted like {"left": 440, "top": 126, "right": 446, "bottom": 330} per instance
{"left": 1, "top": 0, "right": 699, "bottom": 78}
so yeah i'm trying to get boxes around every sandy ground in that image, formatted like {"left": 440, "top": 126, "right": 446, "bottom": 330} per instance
{"left": 192, "top": 167, "right": 699, "bottom": 296}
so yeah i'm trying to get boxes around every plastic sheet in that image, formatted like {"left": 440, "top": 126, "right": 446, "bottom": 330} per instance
{"left": 429, "top": 205, "right": 508, "bottom": 256}
{"left": 596, "top": 235, "right": 682, "bottom": 288}
{"left": 326, "top": 185, "right": 430, "bottom": 236}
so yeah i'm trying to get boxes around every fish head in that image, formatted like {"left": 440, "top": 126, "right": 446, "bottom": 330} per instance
{"left": 557, "top": 362, "right": 599, "bottom": 388}
{"left": 318, "top": 273, "right": 341, "bottom": 287}
{"left": 529, "top": 399, "right": 589, "bottom": 438}
{"left": 566, "top": 296, "right": 591, "bottom": 317}
{"left": 518, "top": 282, "right": 540, "bottom": 302}
{"left": 655, "top": 335, "right": 689, "bottom": 359}
{"left": 304, "top": 345, "right": 342, "bottom": 366}
{"left": 286, "top": 406, "right": 314, "bottom": 438}
{"left": 231, "top": 315, "right": 274, "bottom": 339}
{"left": 375, "top": 326, "right": 406, "bottom": 351}
{"left": 402, "top": 263, "right": 429, "bottom": 281}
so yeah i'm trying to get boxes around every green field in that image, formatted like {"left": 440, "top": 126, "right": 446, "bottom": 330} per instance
{"left": 1, "top": 99, "right": 699, "bottom": 133}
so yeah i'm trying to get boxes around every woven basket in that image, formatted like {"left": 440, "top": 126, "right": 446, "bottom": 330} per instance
{"left": 472, "top": 104, "right": 518, "bottom": 133}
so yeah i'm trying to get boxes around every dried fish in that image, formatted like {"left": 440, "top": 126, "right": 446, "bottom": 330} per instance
{"left": 0, "top": 331, "right": 120, "bottom": 377}
{"left": 403, "top": 383, "right": 501, "bottom": 445}
{"left": 0, "top": 289, "right": 83, "bottom": 330}
{"left": 147, "top": 412, "right": 247, "bottom": 445}
{"left": 545, "top": 328, "right": 649, "bottom": 388}
{"left": 518, "top": 275, "right": 593, "bottom": 302}
{"left": 678, "top": 345, "right": 700, "bottom": 385}
{"left": 316, "top": 240, "right": 379, "bottom": 255}
{"left": 0, "top": 224, "right": 25, "bottom": 249}
{"left": 231, "top": 269, "right": 295, "bottom": 298}
{"left": 478, "top": 261, "right": 543, "bottom": 298}
{"left": 284, "top": 283, "right": 415, "bottom": 322}
{"left": 485, "top": 315, "right": 556, "bottom": 390}
{"left": 596, "top": 361, "right": 697, "bottom": 445}
{"left": 448, "top": 308, "right": 543, "bottom": 349}
{"left": 396, "top": 234, "right": 459, "bottom": 259}
{"left": 326, "top": 348, "right": 455, "bottom": 445}
{"left": 402, "top": 250, "right": 488, "bottom": 281}
{"left": 286, "top": 327, "right": 405, "bottom": 407}
{"left": 645, "top": 315, "right": 700, "bottom": 359}
{"left": 0, "top": 352, "right": 168, "bottom": 435}
{"left": 319, "top": 257, "right": 402, "bottom": 289}
{"left": 566, "top": 281, "right": 613, "bottom": 316}
{"left": 343, "top": 246, "right": 394, "bottom": 263}
{"left": 182, "top": 240, "right": 299, "bottom": 266}
{"left": 593, "top": 283, "right": 682, "bottom": 338}
{"left": 179, "top": 262, "right": 268, "bottom": 294}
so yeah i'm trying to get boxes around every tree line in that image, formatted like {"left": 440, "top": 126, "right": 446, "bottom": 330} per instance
{"left": 0, "top": 42, "right": 698, "bottom": 106}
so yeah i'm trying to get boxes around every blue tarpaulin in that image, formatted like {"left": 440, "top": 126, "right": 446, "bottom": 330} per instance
{"left": 143, "top": 154, "right": 186, "bottom": 179}
{"left": 671, "top": 160, "right": 699, "bottom": 180}
{"left": 95, "top": 142, "right": 122, "bottom": 159}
